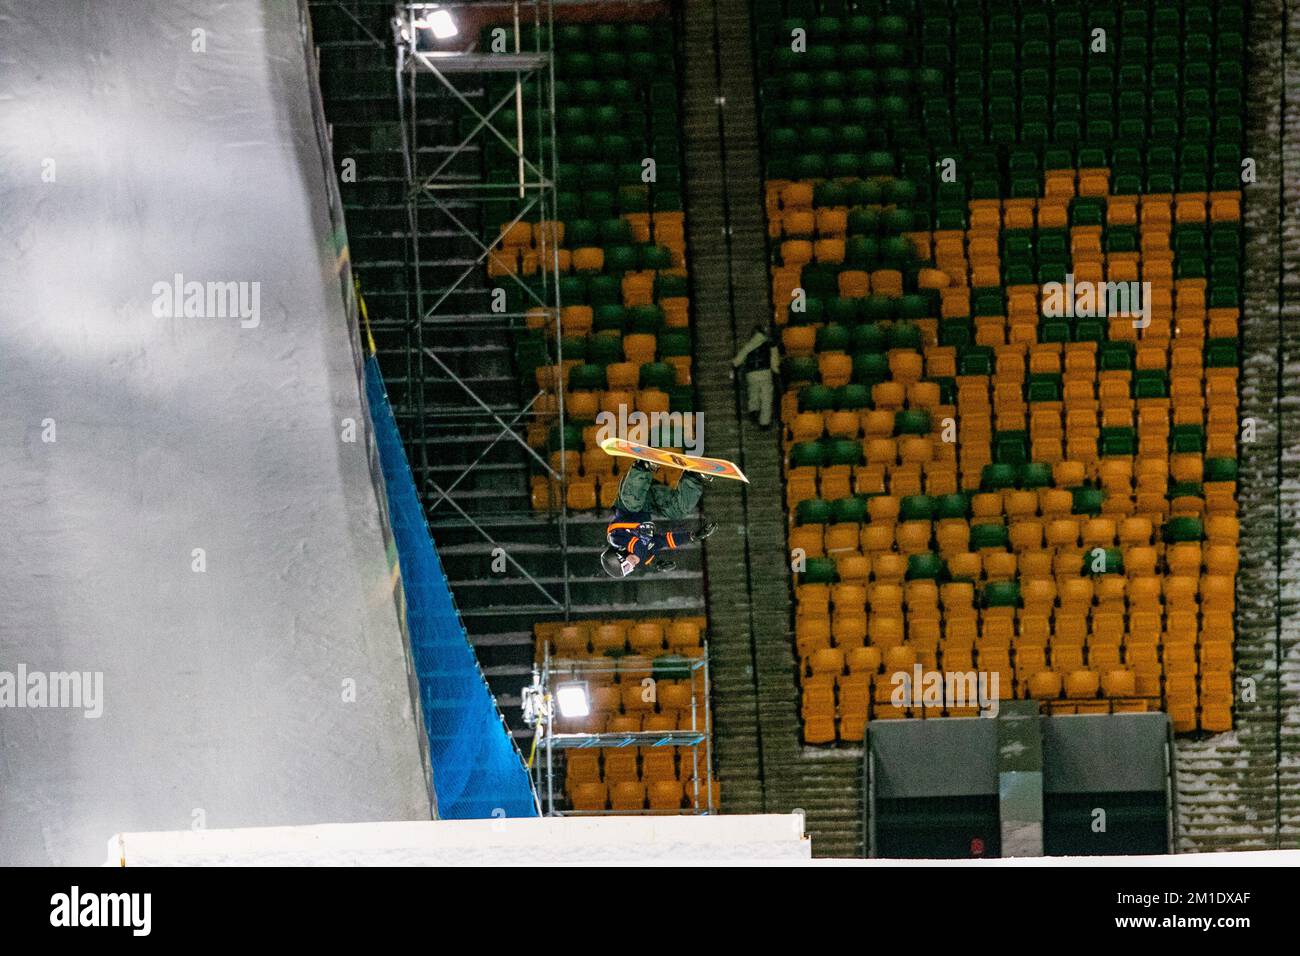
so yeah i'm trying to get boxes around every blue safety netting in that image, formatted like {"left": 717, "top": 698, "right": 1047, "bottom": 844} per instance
{"left": 365, "top": 355, "right": 539, "bottom": 819}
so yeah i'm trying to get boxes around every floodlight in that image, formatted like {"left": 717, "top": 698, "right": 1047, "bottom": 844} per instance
{"left": 555, "top": 682, "right": 590, "bottom": 719}
{"left": 427, "top": 9, "right": 458, "bottom": 40}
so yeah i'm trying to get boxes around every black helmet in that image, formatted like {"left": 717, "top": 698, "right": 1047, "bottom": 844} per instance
{"left": 600, "top": 546, "right": 632, "bottom": 578}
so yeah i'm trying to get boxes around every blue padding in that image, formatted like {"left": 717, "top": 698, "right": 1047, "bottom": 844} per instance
{"left": 366, "top": 355, "right": 538, "bottom": 818}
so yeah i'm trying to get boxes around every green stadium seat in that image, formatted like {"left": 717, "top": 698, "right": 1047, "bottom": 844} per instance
{"left": 1071, "top": 488, "right": 1105, "bottom": 516}
{"left": 799, "top": 384, "right": 835, "bottom": 412}
{"left": 796, "top": 499, "right": 833, "bottom": 527}
{"left": 1205, "top": 458, "right": 1239, "bottom": 483}
{"left": 830, "top": 496, "right": 867, "bottom": 524}
{"left": 835, "top": 383, "right": 872, "bottom": 410}
{"left": 790, "top": 442, "right": 826, "bottom": 469}
{"left": 783, "top": 356, "right": 819, "bottom": 385}
{"left": 935, "top": 493, "right": 970, "bottom": 521}
{"left": 853, "top": 353, "right": 890, "bottom": 385}
{"left": 1163, "top": 517, "right": 1205, "bottom": 543}
{"left": 899, "top": 495, "right": 936, "bottom": 522}
{"left": 984, "top": 581, "right": 1020, "bottom": 608}
{"left": 969, "top": 525, "right": 1009, "bottom": 551}
{"left": 802, "top": 557, "right": 838, "bottom": 583}
{"left": 1018, "top": 463, "right": 1053, "bottom": 489}
{"left": 895, "top": 410, "right": 932, "bottom": 436}
{"left": 980, "top": 464, "right": 1016, "bottom": 491}
{"left": 907, "top": 552, "right": 944, "bottom": 581}
{"left": 569, "top": 363, "right": 606, "bottom": 391}
{"left": 639, "top": 362, "right": 676, "bottom": 389}
{"left": 827, "top": 438, "right": 863, "bottom": 466}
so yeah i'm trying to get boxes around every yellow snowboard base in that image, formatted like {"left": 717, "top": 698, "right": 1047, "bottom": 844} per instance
{"left": 599, "top": 437, "right": 749, "bottom": 483}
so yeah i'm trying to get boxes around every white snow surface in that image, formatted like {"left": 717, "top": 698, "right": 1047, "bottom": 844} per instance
{"left": 0, "top": 0, "right": 432, "bottom": 864}
{"left": 111, "top": 815, "right": 813, "bottom": 866}
{"left": 108, "top": 816, "right": 1295, "bottom": 866}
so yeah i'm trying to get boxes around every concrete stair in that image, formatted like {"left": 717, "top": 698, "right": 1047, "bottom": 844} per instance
{"left": 680, "top": 0, "right": 767, "bottom": 815}
{"left": 679, "top": 0, "right": 864, "bottom": 855}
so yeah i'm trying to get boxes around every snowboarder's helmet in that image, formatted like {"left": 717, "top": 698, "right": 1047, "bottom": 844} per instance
{"left": 600, "top": 546, "right": 631, "bottom": 578}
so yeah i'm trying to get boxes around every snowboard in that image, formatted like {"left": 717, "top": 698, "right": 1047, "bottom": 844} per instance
{"left": 599, "top": 437, "right": 749, "bottom": 483}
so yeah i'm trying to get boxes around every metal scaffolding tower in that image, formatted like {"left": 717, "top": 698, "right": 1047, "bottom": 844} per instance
{"left": 528, "top": 642, "right": 717, "bottom": 816}
{"left": 394, "top": 1, "right": 571, "bottom": 614}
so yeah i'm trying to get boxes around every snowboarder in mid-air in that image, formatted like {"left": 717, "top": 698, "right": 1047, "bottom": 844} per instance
{"left": 599, "top": 460, "right": 717, "bottom": 577}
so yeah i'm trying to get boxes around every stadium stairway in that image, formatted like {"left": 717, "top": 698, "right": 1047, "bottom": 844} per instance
{"left": 682, "top": 0, "right": 863, "bottom": 854}
{"left": 681, "top": 0, "right": 766, "bottom": 815}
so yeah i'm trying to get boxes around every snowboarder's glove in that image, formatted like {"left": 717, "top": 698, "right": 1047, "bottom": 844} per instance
{"left": 632, "top": 459, "right": 660, "bottom": 473}
{"left": 651, "top": 559, "right": 677, "bottom": 573}
{"left": 636, "top": 521, "right": 656, "bottom": 539}
{"left": 691, "top": 520, "right": 718, "bottom": 543}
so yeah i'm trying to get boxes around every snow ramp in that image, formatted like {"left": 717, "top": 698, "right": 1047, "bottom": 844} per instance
{"left": 0, "top": 0, "right": 433, "bottom": 863}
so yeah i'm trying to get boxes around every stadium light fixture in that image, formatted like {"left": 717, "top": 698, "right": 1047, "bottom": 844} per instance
{"left": 414, "top": 7, "right": 458, "bottom": 40}
{"left": 555, "top": 682, "right": 590, "bottom": 719}
{"left": 429, "top": 10, "right": 458, "bottom": 39}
